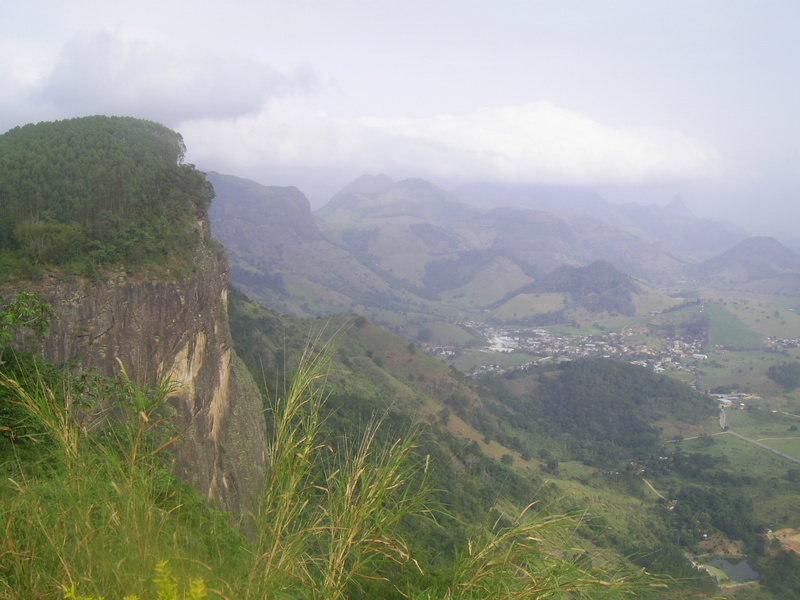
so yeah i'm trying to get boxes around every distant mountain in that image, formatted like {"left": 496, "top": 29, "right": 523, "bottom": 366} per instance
{"left": 207, "top": 172, "right": 395, "bottom": 316}
{"left": 691, "top": 236, "right": 800, "bottom": 293}
{"left": 314, "top": 173, "right": 395, "bottom": 217}
{"left": 317, "top": 175, "right": 691, "bottom": 287}
{"left": 452, "top": 182, "right": 746, "bottom": 260}
{"left": 208, "top": 171, "right": 765, "bottom": 336}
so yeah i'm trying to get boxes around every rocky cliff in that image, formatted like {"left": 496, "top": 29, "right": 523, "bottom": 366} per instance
{"left": 3, "top": 214, "right": 266, "bottom": 515}
{"left": 0, "top": 116, "right": 267, "bottom": 514}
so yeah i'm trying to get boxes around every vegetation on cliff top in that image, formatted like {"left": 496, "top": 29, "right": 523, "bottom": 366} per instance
{"left": 0, "top": 116, "right": 213, "bottom": 277}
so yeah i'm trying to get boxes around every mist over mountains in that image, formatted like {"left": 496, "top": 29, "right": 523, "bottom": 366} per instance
{"left": 207, "top": 171, "right": 800, "bottom": 332}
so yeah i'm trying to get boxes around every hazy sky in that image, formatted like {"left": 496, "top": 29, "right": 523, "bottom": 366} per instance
{"left": 3, "top": 1, "right": 800, "bottom": 239}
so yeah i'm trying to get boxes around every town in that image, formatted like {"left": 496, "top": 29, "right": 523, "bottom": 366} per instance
{"left": 422, "top": 320, "right": 711, "bottom": 378}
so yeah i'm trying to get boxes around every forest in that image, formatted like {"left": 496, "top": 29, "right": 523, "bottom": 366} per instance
{"left": 0, "top": 116, "right": 213, "bottom": 276}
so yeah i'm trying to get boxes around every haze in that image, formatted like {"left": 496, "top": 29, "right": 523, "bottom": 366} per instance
{"left": 3, "top": 1, "right": 799, "bottom": 241}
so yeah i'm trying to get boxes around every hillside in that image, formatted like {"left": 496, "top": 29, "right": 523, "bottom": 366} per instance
{"left": 4, "top": 116, "right": 800, "bottom": 599}
{"left": 692, "top": 236, "right": 800, "bottom": 293}
{"left": 211, "top": 171, "right": 687, "bottom": 340}
{"left": 0, "top": 116, "right": 266, "bottom": 513}
{"left": 0, "top": 116, "right": 213, "bottom": 277}
{"left": 452, "top": 182, "right": 746, "bottom": 261}
{"left": 317, "top": 175, "right": 687, "bottom": 283}
{"left": 207, "top": 171, "right": 397, "bottom": 316}
{"left": 489, "top": 260, "right": 644, "bottom": 319}
{"left": 491, "top": 358, "right": 718, "bottom": 465}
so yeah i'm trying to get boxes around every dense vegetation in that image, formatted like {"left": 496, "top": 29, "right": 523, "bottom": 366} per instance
{"left": 3, "top": 115, "right": 799, "bottom": 599}
{"left": 476, "top": 358, "right": 718, "bottom": 467}
{"left": 0, "top": 293, "right": 655, "bottom": 599}
{"left": 488, "top": 260, "right": 639, "bottom": 321}
{"left": 0, "top": 116, "right": 213, "bottom": 277}
{"left": 767, "top": 361, "right": 800, "bottom": 391}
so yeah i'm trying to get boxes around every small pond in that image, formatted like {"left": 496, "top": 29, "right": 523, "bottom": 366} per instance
{"left": 705, "top": 557, "right": 759, "bottom": 583}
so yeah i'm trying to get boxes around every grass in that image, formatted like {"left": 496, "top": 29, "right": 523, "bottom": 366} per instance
{"left": 490, "top": 293, "right": 568, "bottom": 321}
{"left": 0, "top": 369, "right": 220, "bottom": 599}
{"left": 675, "top": 430, "right": 800, "bottom": 528}
{"left": 704, "top": 302, "right": 765, "bottom": 350}
{"left": 0, "top": 343, "right": 665, "bottom": 600}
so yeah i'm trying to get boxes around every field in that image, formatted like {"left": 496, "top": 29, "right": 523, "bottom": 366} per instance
{"left": 451, "top": 348, "right": 543, "bottom": 373}
{"left": 704, "top": 302, "right": 765, "bottom": 350}
{"left": 723, "top": 409, "right": 800, "bottom": 458}
{"left": 490, "top": 292, "right": 567, "bottom": 320}
{"left": 693, "top": 349, "right": 794, "bottom": 396}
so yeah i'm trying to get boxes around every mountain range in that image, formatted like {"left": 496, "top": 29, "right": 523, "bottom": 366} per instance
{"left": 208, "top": 171, "right": 800, "bottom": 335}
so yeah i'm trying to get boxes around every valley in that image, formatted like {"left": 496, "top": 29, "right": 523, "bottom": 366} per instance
{"left": 3, "top": 118, "right": 800, "bottom": 599}
{"left": 206, "top": 169, "right": 800, "bottom": 599}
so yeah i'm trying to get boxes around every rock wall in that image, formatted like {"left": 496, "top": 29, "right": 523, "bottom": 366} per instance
{"left": 4, "top": 246, "right": 267, "bottom": 514}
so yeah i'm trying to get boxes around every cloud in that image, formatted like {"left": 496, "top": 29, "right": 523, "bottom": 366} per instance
{"left": 34, "top": 28, "right": 318, "bottom": 126}
{"left": 183, "top": 100, "right": 724, "bottom": 187}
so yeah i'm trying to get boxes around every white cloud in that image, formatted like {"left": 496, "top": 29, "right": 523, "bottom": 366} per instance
{"left": 33, "top": 28, "right": 318, "bottom": 126}
{"left": 182, "top": 100, "right": 724, "bottom": 187}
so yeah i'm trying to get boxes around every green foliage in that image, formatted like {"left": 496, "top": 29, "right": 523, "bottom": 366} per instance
{"left": 525, "top": 260, "right": 638, "bottom": 317}
{"left": 491, "top": 358, "right": 717, "bottom": 466}
{"left": 61, "top": 562, "right": 207, "bottom": 600}
{"left": 753, "top": 549, "right": 800, "bottom": 600}
{"left": 0, "top": 358, "right": 240, "bottom": 599}
{"left": 766, "top": 361, "right": 800, "bottom": 390}
{"left": 422, "top": 250, "right": 499, "bottom": 293}
{"left": 0, "top": 116, "right": 213, "bottom": 276}
{"left": 669, "top": 486, "right": 763, "bottom": 550}
{"left": 704, "top": 302, "right": 764, "bottom": 350}
{"left": 421, "top": 506, "right": 658, "bottom": 600}
{"left": 0, "top": 292, "right": 55, "bottom": 358}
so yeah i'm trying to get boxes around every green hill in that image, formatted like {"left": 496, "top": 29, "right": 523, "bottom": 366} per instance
{"left": 0, "top": 116, "right": 213, "bottom": 277}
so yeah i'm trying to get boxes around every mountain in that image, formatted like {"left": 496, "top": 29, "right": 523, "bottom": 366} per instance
{"left": 207, "top": 171, "right": 395, "bottom": 316}
{"left": 4, "top": 117, "right": 795, "bottom": 599}
{"left": 692, "top": 236, "right": 800, "bottom": 293}
{"left": 316, "top": 174, "right": 690, "bottom": 280}
{"left": 452, "top": 182, "right": 746, "bottom": 260}
{"left": 209, "top": 172, "right": 689, "bottom": 335}
{"left": 0, "top": 117, "right": 266, "bottom": 513}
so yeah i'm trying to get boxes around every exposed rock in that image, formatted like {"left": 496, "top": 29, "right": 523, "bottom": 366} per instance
{"left": 3, "top": 244, "right": 267, "bottom": 515}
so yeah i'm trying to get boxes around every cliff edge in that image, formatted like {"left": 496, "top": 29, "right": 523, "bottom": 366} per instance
{"left": 0, "top": 116, "right": 266, "bottom": 513}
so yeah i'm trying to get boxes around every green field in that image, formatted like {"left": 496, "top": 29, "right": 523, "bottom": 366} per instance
{"left": 704, "top": 302, "right": 764, "bottom": 350}
{"left": 491, "top": 292, "right": 567, "bottom": 320}
{"left": 724, "top": 409, "right": 800, "bottom": 458}
{"left": 451, "top": 349, "right": 543, "bottom": 372}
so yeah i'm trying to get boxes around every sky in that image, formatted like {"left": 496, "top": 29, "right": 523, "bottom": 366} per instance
{"left": 3, "top": 0, "right": 800, "bottom": 240}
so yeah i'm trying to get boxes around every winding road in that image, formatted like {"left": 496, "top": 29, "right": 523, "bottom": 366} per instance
{"left": 719, "top": 408, "right": 800, "bottom": 465}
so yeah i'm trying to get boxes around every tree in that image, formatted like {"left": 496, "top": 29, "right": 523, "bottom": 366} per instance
{"left": 0, "top": 292, "right": 54, "bottom": 362}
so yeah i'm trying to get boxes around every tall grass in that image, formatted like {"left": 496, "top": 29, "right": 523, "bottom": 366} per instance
{"left": 428, "top": 505, "right": 657, "bottom": 600}
{"left": 0, "top": 342, "right": 662, "bottom": 599}
{"left": 0, "top": 367, "right": 214, "bottom": 599}
{"left": 244, "top": 337, "right": 432, "bottom": 599}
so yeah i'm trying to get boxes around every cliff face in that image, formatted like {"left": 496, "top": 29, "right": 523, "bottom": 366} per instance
{"left": 4, "top": 235, "right": 266, "bottom": 514}
{"left": 0, "top": 116, "right": 267, "bottom": 513}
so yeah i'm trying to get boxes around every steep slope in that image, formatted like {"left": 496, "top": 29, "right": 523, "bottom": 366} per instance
{"left": 0, "top": 117, "right": 266, "bottom": 513}
{"left": 211, "top": 171, "right": 690, "bottom": 335}
{"left": 207, "top": 171, "right": 395, "bottom": 316}
{"left": 318, "top": 175, "right": 687, "bottom": 282}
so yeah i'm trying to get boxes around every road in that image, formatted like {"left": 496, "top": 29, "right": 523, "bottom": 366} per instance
{"left": 719, "top": 408, "right": 800, "bottom": 465}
